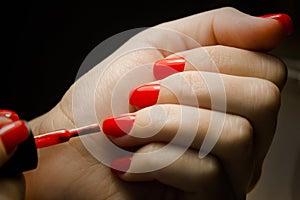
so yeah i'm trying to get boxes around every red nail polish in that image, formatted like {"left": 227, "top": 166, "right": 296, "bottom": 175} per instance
{"left": 110, "top": 156, "right": 132, "bottom": 174}
{"left": 260, "top": 13, "right": 294, "bottom": 35}
{"left": 0, "top": 109, "right": 19, "bottom": 121}
{"left": 153, "top": 57, "right": 185, "bottom": 80}
{"left": 102, "top": 114, "right": 135, "bottom": 137}
{"left": 129, "top": 83, "right": 160, "bottom": 109}
{"left": 0, "top": 120, "right": 30, "bottom": 154}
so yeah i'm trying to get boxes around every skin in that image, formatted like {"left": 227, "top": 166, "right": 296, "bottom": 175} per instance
{"left": 0, "top": 7, "right": 289, "bottom": 200}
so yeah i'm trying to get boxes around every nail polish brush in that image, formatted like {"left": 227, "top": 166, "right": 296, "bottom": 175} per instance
{"left": 0, "top": 120, "right": 100, "bottom": 176}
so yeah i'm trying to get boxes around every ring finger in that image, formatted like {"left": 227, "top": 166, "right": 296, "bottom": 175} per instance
{"left": 102, "top": 104, "right": 254, "bottom": 195}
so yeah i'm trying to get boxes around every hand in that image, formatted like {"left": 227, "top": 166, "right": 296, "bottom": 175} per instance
{"left": 0, "top": 110, "right": 26, "bottom": 200}
{"left": 25, "top": 7, "right": 291, "bottom": 199}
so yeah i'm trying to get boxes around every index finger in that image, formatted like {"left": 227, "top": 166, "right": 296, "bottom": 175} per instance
{"left": 156, "top": 7, "right": 292, "bottom": 51}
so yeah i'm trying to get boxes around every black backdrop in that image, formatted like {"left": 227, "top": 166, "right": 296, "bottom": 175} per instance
{"left": 1, "top": 0, "right": 298, "bottom": 120}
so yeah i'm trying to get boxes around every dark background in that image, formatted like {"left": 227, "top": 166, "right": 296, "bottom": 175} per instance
{"left": 1, "top": 0, "right": 299, "bottom": 120}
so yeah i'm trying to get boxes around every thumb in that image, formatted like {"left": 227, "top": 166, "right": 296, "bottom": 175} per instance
{"left": 158, "top": 7, "right": 293, "bottom": 51}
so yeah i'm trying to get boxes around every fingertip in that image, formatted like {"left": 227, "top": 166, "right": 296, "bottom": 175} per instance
{"left": 213, "top": 8, "right": 292, "bottom": 51}
{"left": 259, "top": 13, "right": 294, "bottom": 36}
{"left": 110, "top": 156, "right": 132, "bottom": 175}
{"left": 0, "top": 110, "right": 19, "bottom": 128}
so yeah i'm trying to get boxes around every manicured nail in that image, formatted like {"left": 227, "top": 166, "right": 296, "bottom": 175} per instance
{"left": 129, "top": 83, "right": 160, "bottom": 109}
{"left": 260, "top": 13, "right": 294, "bottom": 35}
{"left": 0, "top": 109, "right": 19, "bottom": 121}
{"left": 110, "top": 156, "right": 132, "bottom": 174}
{"left": 153, "top": 57, "right": 185, "bottom": 80}
{"left": 0, "top": 120, "right": 29, "bottom": 154}
{"left": 102, "top": 114, "right": 136, "bottom": 137}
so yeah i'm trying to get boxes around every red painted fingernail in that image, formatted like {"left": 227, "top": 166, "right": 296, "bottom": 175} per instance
{"left": 0, "top": 109, "right": 19, "bottom": 121}
{"left": 260, "top": 13, "right": 294, "bottom": 35}
{"left": 102, "top": 114, "right": 136, "bottom": 137}
{"left": 129, "top": 83, "right": 160, "bottom": 109}
{"left": 110, "top": 156, "right": 132, "bottom": 174}
{"left": 153, "top": 57, "right": 185, "bottom": 80}
{"left": 0, "top": 120, "right": 29, "bottom": 154}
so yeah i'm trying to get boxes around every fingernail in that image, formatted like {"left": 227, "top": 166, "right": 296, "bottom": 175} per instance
{"left": 260, "top": 13, "right": 294, "bottom": 35}
{"left": 0, "top": 109, "right": 19, "bottom": 121}
{"left": 110, "top": 156, "right": 132, "bottom": 174}
{"left": 0, "top": 120, "right": 29, "bottom": 154}
{"left": 129, "top": 83, "right": 160, "bottom": 109}
{"left": 153, "top": 57, "right": 185, "bottom": 80}
{"left": 102, "top": 114, "right": 136, "bottom": 137}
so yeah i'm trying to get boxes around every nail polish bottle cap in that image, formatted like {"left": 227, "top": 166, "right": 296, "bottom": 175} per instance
{"left": 0, "top": 121, "right": 38, "bottom": 176}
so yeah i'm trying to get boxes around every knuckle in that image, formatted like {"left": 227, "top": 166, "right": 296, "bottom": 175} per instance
{"left": 202, "top": 156, "right": 222, "bottom": 177}
{"left": 136, "top": 143, "right": 164, "bottom": 168}
{"left": 206, "top": 46, "right": 224, "bottom": 68}
{"left": 219, "top": 7, "right": 239, "bottom": 14}
{"left": 225, "top": 116, "right": 253, "bottom": 156}
{"left": 138, "top": 142, "right": 163, "bottom": 152}
{"left": 260, "top": 80, "right": 281, "bottom": 112}
{"left": 235, "top": 117, "right": 253, "bottom": 148}
{"left": 249, "top": 80, "right": 281, "bottom": 114}
{"left": 193, "top": 156, "right": 223, "bottom": 188}
{"left": 183, "top": 71, "right": 207, "bottom": 92}
{"left": 260, "top": 54, "right": 287, "bottom": 88}
{"left": 272, "top": 56, "right": 287, "bottom": 88}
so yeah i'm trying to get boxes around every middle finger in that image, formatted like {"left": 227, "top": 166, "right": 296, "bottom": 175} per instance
{"left": 129, "top": 71, "right": 280, "bottom": 122}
